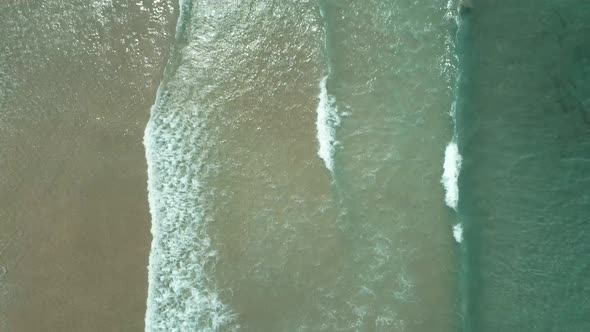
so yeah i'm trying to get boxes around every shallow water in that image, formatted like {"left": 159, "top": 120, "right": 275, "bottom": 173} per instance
{"left": 144, "top": 0, "right": 459, "bottom": 331}
{"left": 4, "top": 0, "right": 587, "bottom": 331}
{"left": 0, "top": 1, "right": 176, "bottom": 330}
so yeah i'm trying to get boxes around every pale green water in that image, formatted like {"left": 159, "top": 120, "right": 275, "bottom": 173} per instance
{"left": 144, "top": 0, "right": 459, "bottom": 331}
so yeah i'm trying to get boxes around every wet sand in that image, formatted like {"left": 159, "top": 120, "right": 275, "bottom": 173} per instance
{"left": 0, "top": 1, "right": 177, "bottom": 330}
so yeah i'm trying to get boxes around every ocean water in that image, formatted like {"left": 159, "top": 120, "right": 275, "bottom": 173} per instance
{"left": 3, "top": 0, "right": 588, "bottom": 331}
{"left": 457, "top": 1, "right": 590, "bottom": 331}
{"left": 145, "top": 0, "right": 459, "bottom": 331}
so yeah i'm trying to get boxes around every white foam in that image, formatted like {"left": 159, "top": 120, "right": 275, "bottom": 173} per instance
{"left": 441, "top": 141, "right": 462, "bottom": 210}
{"left": 316, "top": 75, "right": 341, "bottom": 173}
{"left": 144, "top": 98, "right": 235, "bottom": 332}
{"left": 453, "top": 223, "right": 463, "bottom": 243}
{"left": 142, "top": 0, "right": 239, "bottom": 329}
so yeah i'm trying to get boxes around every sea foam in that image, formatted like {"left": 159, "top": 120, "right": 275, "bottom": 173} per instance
{"left": 441, "top": 1, "right": 462, "bottom": 212}
{"left": 316, "top": 75, "right": 341, "bottom": 173}
{"left": 453, "top": 223, "right": 463, "bottom": 243}
{"left": 441, "top": 141, "right": 462, "bottom": 210}
{"left": 144, "top": 99, "right": 234, "bottom": 331}
{"left": 142, "top": 0, "right": 237, "bottom": 329}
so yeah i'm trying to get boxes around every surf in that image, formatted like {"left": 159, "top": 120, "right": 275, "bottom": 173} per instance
{"left": 442, "top": 140, "right": 462, "bottom": 211}
{"left": 143, "top": 1, "right": 235, "bottom": 330}
{"left": 144, "top": 96, "right": 235, "bottom": 332}
{"left": 315, "top": 75, "right": 341, "bottom": 174}
{"left": 316, "top": 5, "right": 341, "bottom": 175}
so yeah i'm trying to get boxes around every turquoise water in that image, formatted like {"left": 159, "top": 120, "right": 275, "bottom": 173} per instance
{"left": 457, "top": 1, "right": 590, "bottom": 331}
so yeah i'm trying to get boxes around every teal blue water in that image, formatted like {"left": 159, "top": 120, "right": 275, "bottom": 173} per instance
{"left": 457, "top": 1, "right": 590, "bottom": 331}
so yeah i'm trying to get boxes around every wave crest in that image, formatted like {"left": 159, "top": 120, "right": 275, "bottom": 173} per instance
{"left": 441, "top": 141, "right": 462, "bottom": 210}
{"left": 316, "top": 75, "right": 341, "bottom": 173}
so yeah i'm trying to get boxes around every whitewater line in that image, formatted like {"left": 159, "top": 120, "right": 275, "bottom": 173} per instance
{"left": 442, "top": 139, "right": 463, "bottom": 244}
{"left": 316, "top": 75, "right": 341, "bottom": 173}
{"left": 442, "top": 139, "right": 462, "bottom": 211}
{"left": 441, "top": 0, "right": 464, "bottom": 244}
{"left": 316, "top": 4, "right": 341, "bottom": 174}
{"left": 143, "top": 0, "right": 234, "bottom": 330}
{"left": 144, "top": 101, "right": 235, "bottom": 332}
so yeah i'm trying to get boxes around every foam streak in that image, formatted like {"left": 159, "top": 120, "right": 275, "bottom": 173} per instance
{"left": 316, "top": 75, "right": 340, "bottom": 173}
{"left": 144, "top": 104, "right": 235, "bottom": 332}
{"left": 442, "top": 141, "right": 462, "bottom": 210}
